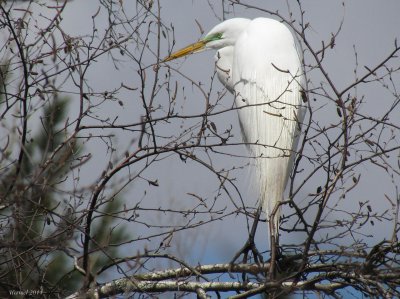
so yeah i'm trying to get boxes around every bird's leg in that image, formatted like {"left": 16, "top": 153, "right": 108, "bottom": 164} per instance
{"left": 229, "top": 206, "right": 264, "bottom": 268}
{"left": 246, "top": 206, "right": 264, "bottom": 265}
{"left": 269, "top": 234, "right": 277, "bottom": 279}
{"left": 268, "top": 232, "right": 282, "bottom": 299}
{"left": 268, "top": 215, "right": 281, "bottom": 280}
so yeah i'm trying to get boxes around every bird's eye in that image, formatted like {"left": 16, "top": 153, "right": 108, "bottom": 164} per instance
{"left": 204, "top": 32, "right": 223, "bottom": 42}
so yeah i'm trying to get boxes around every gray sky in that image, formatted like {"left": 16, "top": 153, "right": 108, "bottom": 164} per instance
{"left": 68, "top": 0, "right": 399, "bottom": 254}
{"left": 12, "top": 0, "right": 400, "bottom": 287}
{"left": 148, "top": 0, "right": 400, "bottom": 255}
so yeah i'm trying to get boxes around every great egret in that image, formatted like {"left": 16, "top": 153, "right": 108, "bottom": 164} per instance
{"left": 164, "top": 18, "right": 305, "bottom": 241}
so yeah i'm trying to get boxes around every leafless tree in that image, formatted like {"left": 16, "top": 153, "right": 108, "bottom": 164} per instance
{"left": 0, "top": 1, "right": 399, "bottom": 298}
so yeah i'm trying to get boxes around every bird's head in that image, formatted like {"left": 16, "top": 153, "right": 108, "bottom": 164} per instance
{"left": 162, "top": 18, "right": 250, "bottom": 62}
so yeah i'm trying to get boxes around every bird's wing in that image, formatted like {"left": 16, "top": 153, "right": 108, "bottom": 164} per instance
{"left": 232, "top": 18, "right": 305, "bottom": 224}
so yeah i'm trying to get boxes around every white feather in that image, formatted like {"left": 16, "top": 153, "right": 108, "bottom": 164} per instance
{"left": 230, "top": 18, "right": 305, "bottom": 235}
{"left": 166, "top": 17, "right": 305, "bottom": 239}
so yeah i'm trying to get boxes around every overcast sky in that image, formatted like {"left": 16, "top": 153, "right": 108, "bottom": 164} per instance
{"left": 60, "top": 0, "right": 400, "bottom": 255}
{"left": 11, "top": 0, "right": 400, "bottom": 290}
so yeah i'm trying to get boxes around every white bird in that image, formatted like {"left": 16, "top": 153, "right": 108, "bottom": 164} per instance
{"left": 163, "top": 18, "right": 305, "bottom": 243}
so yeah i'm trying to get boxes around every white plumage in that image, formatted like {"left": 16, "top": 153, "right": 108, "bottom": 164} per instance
{"left": 164, "top": 18, "right": 305, "bottom": 239}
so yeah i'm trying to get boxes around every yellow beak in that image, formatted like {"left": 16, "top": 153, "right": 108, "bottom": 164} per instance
{"left": 162, "top": 40, "right": 207, "bottom": 62}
